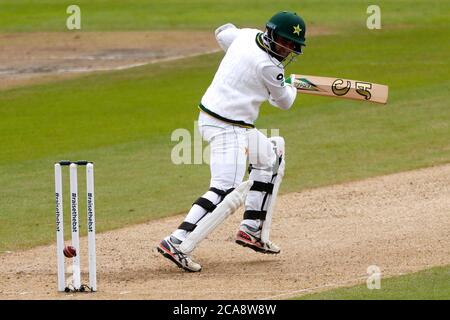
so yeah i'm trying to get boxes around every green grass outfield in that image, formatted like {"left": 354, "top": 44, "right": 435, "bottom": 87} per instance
{"left": 295, "top": 265, "right": 450, "bottom": 299}
{"left": 0, "top": 1, "right": 449, "bottom": 253}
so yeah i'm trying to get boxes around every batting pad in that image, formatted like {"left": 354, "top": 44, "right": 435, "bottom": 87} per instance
{"left": 179, "top": 180, "right": 253, "bottom": 254}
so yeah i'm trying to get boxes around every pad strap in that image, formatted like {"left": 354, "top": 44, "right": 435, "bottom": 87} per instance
{"left": 209, "top": 187, "right": 235, "bottom": 198}
{"left": 179, "top": 187, "right": 235, "bottom": 231}
{"left": 250, "top": 181, "right": 274, "bottom": 194}
{"left": 244, "top": 210, "right": 267, "bottom": 220}
{"left": 178, "top": 221, "right": 197, "bottom": 232}
{"left": 193, "top": 197, "right": 217, "bottom": 212}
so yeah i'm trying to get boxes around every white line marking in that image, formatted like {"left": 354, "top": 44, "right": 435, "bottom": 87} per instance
{"left": 119, "top": 291, "right": 131, "bottom": 295}
{"left": 0, "top": 49, "right": 222, "bottom": 77}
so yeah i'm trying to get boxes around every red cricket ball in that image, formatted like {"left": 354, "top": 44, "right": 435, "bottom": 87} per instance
{"left": 63, "top": 245, "right": 77, "bottom": 258}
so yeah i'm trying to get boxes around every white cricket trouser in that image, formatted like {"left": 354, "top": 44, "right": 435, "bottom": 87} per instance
{"left": 172, "top": 111, "right": 277, "bottom": 241}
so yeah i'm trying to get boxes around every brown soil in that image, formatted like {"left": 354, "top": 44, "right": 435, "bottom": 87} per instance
{"left": 0, "top": 164, "right": 449, "bottom": 300}
{"left": 0, "top": 31, "right": 220, "bottom": 91}
{"left": 0, "top": 27, "right": 332, "bottom": 91}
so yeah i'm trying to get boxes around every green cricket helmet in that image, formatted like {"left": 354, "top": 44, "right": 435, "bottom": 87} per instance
{"left": 266, "top": 11, "right": 306, "bottom": 54}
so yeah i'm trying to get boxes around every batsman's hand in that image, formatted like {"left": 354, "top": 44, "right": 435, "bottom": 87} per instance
{"left": 282, "top": 75, "right": 294, "bottom": 87}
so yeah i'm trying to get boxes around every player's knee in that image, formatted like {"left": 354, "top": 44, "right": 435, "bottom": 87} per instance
{"left": 248, "top": 129, "right": 273, "bottom": 169}
{"left": 267, "top": 136, "right": 285, "bottom": 175}
{"left": 269, "top": 136, "right": 285, "bottom": 158}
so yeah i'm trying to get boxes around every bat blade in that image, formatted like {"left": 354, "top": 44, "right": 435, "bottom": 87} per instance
{"left": 286, "top": 74, "right": 389, "bottom": 104}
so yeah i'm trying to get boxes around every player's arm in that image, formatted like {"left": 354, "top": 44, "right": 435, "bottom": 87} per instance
{"left": 261, "top": 65, "right": 297, "bottom": 110}
{"left": 215, "top": 23, "right": 240, "bottom": 52}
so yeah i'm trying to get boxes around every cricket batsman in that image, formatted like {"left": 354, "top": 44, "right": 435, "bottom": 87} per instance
{"left": 157, "top": 11, "right": 306, "bottom": 272}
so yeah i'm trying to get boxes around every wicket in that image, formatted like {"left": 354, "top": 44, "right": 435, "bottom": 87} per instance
{"left": 54, "top": 160, "right": 97, "bottom": 292}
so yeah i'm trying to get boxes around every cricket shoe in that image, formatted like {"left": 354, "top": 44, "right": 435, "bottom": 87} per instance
{"left": 157, "top": 236, "right": 202, "bottom": 272}
{"left": 235, "top": 224, "right": 280, "bottom": 254}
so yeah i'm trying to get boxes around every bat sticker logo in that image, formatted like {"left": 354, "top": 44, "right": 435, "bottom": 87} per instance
{"left": 355, "top": 81, "right": 372, "bottom": 100}
{"left": 332, "top": 79, "right": 351, "bottom": 96}
{"left": 296, "top": 78, "right": 320, "bottom": 91}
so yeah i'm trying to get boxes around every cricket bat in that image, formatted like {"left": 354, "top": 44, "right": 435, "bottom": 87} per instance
{"left": 285, "top": 74, "right": 389, "bottom": 104}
